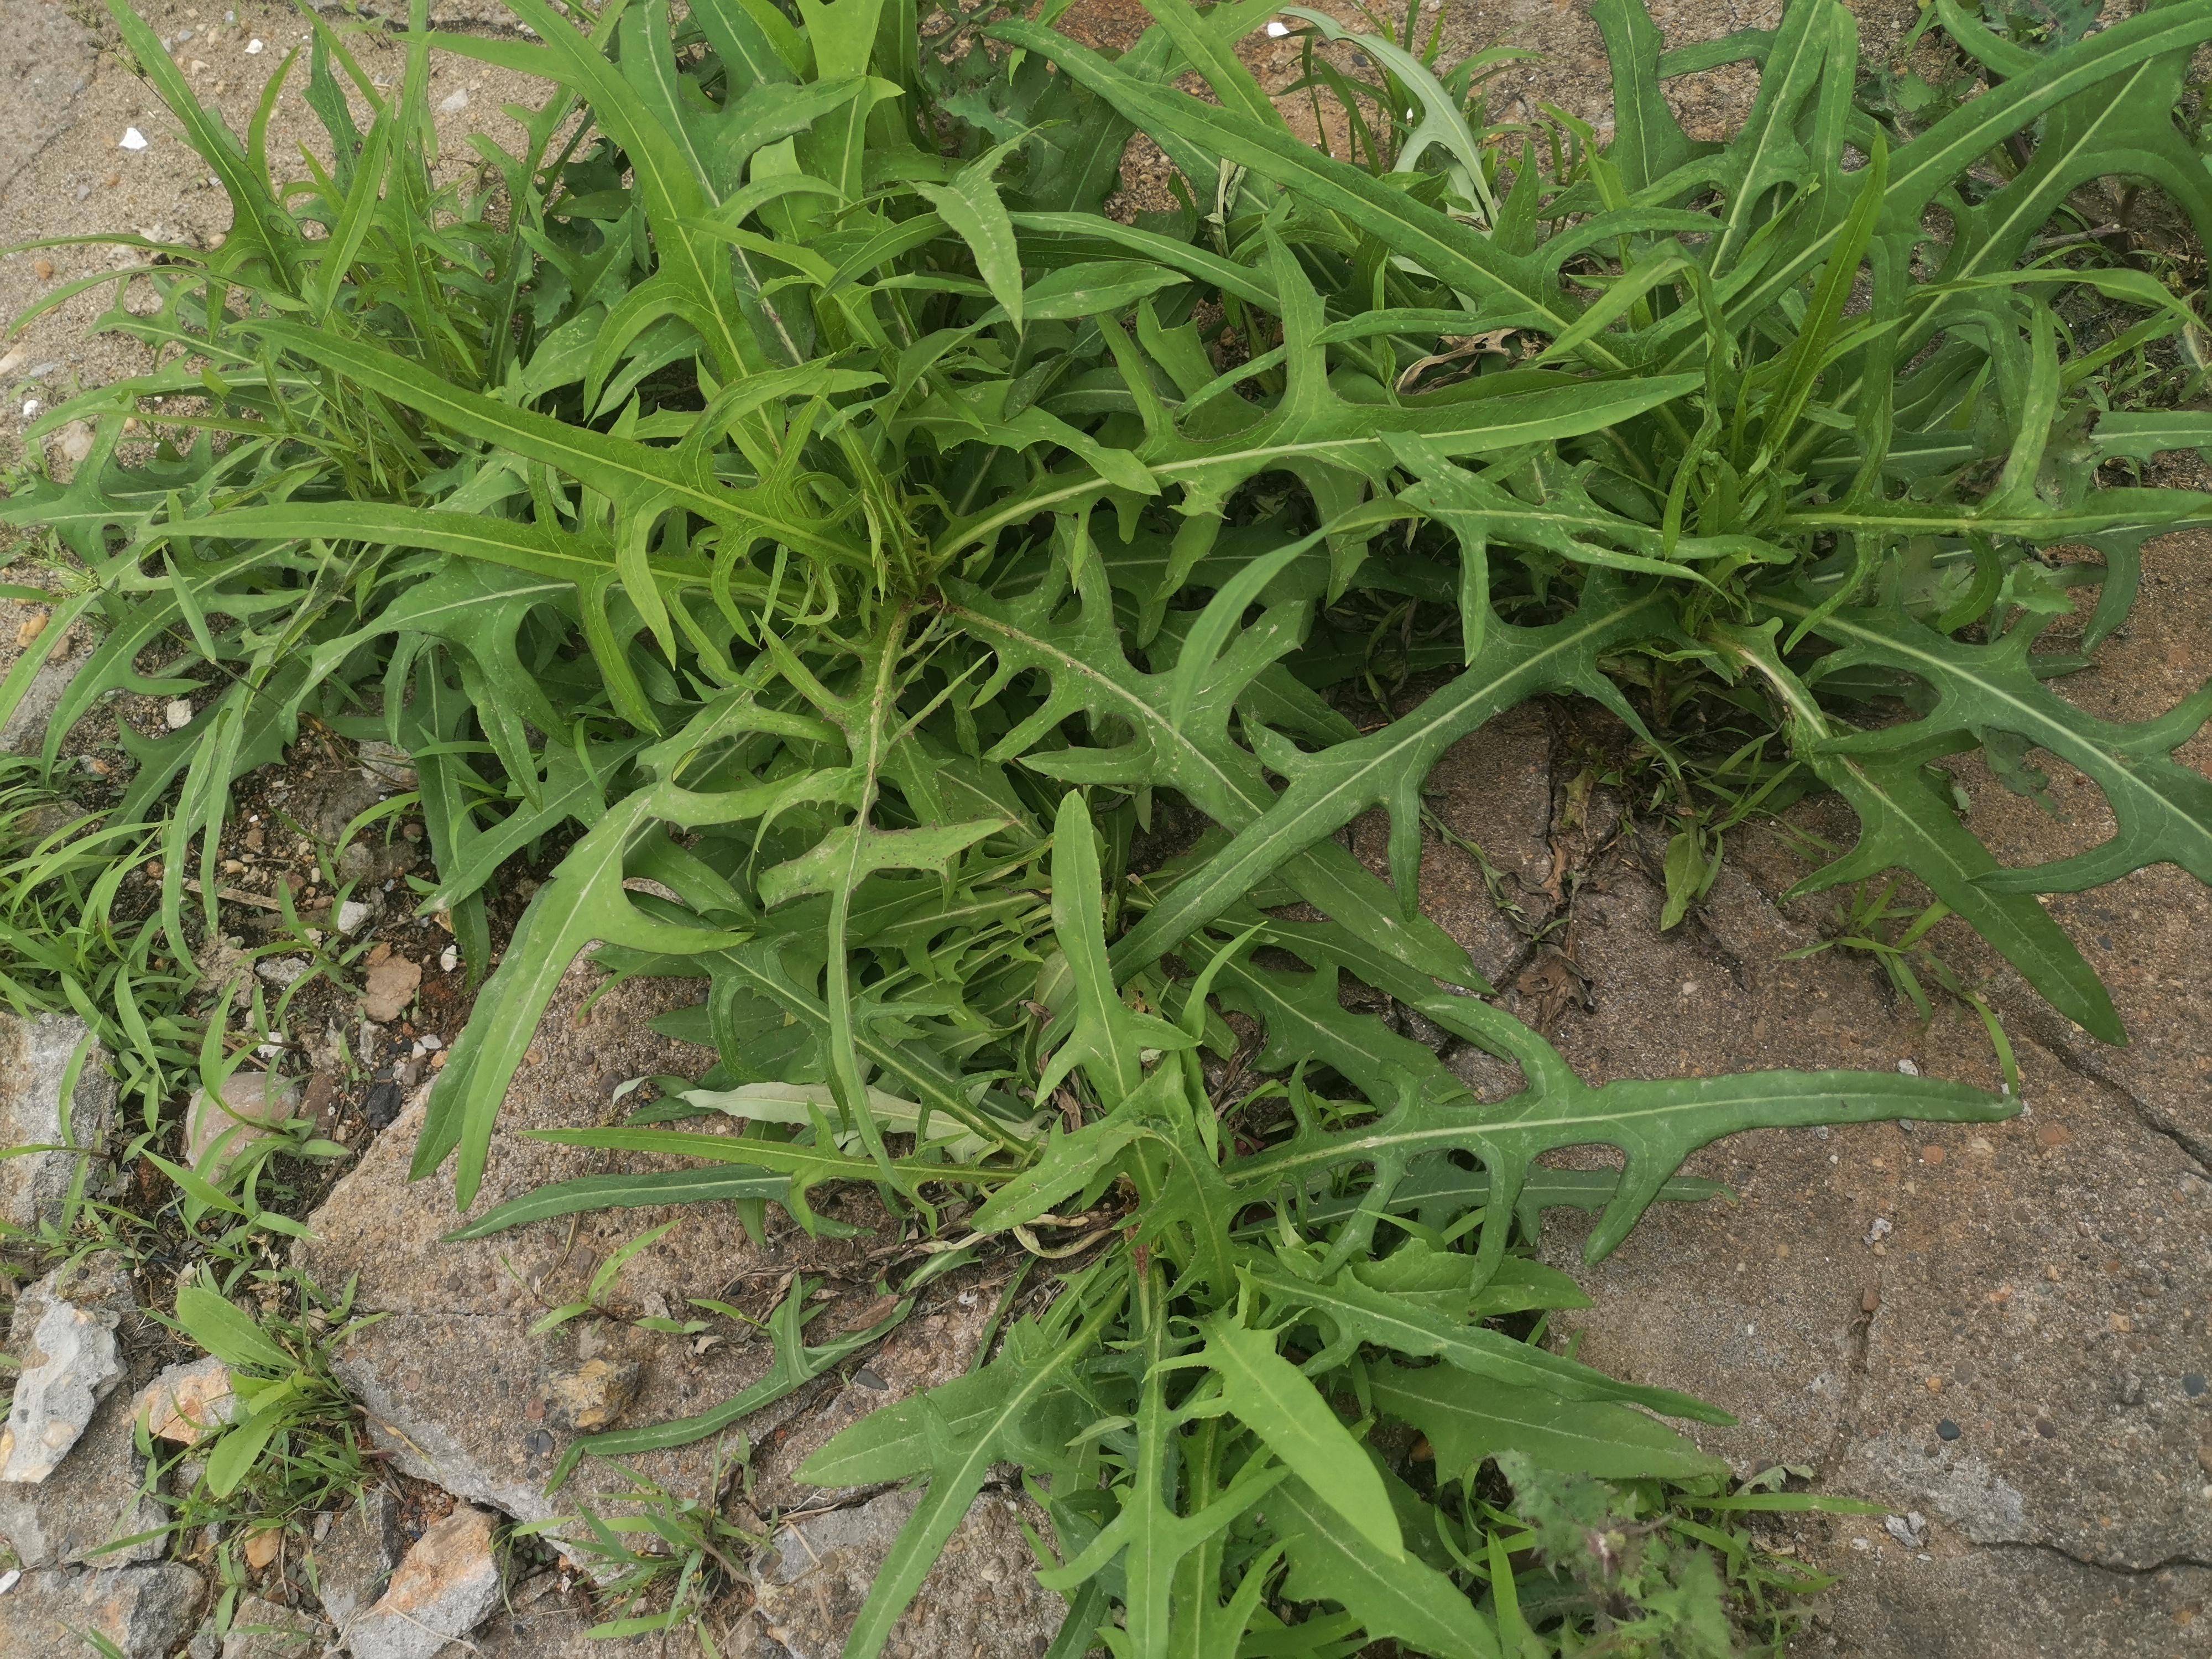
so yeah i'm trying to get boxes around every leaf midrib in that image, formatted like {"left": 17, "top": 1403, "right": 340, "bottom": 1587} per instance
{"left": 1230, "top": 1072, "right": 1991, "bottom": 1185}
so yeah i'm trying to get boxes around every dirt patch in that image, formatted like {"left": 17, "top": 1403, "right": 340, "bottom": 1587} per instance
{"left": 0, "top": 0, "right": 550, "bottom": 466}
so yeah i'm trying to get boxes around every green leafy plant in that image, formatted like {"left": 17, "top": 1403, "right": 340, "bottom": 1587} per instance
{"left": 118, "top": 1265, "right": 385, "bottom": 1635}
{"left": 517, "top": 1452, "right": 761, "bottom": 1641}
{"left": 154, "top": 1276, "right": 377, "bottom": 1501}
{"left": 7, "top": 0, "right": 2212, "bottom": 1649}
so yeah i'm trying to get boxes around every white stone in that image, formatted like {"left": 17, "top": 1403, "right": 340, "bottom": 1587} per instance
{"left": 118, "top": 128, "right": 148, "bottom": 151}
{"left": 163, "top": 700, "right": 194, "bottom": 730}
{"left": 0, "top": 1295, "right": 123, "bottom": 1483}
{"left": 50, "top": 421, "right": 94, "bottom": 467}
{"left": 255, "top": 957, "right": 310, "bottom": 989}
{"left": 0, "top": 1014, "right": 117, "bottom": 1233}
{"left": 336, "top": 899, "right": 375, "bottom": 936}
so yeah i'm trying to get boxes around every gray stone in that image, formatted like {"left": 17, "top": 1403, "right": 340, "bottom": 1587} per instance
{"left": 0, "top": 1261, "right": 161, "bottom": 1567}
{"left": 343, "top": 1504, "right": 502, "bottom": 1659}
{"left": 0, "top": 653, "right": 90, "bottom": 758}
{"left": 295, "top": 958, "right": 876, "bottom": 1568}
{"left": 220, "top": 1593, "right": 317, "bottom": 1659}
{"left": 0, "top": 1563, "right": 206, "bottom": 1659}
{"left": 1808, "top": 1545, "right": 2212, "bottom": 1658}
{"left": 1528, "top": 834, "right": 2212, "bottom": 1593}
{"left": 0, "top": 1269, "right": 126, "bottom": 1484}
{"left": 747, "top": 1486, "right": 1062, "bottom": 1659}
{"left": 0, "top": 1380, "right": 164, "bottom": 1568}
{"left": 0, "top": 1013, "right": 117, "bottom": 1234}
{"left": 0, "top": 1, "right": 95, "bottom": 281}
{"left": 307, "top": 1488, "right": 402, "bottom": 1634}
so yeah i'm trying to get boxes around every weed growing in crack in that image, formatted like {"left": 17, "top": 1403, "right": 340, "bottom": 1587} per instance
{"left": 4, "top": 0, "right": 2211, "bottom": 1648}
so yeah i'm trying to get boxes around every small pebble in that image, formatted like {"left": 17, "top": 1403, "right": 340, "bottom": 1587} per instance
{"left": 2184, "top": 1374, "right": 2206, "bottom": 1397}
{"left": 119, "top": 127, "right": 149, "bottom": 151}
{"left": 164, "top": 698, "right": 194, "bottom": 730}
{"left": 1864, "top": 1216, "right": 1893, "bottom": 1247}
{"left": 437, "top": 87, "right": 469, "bottom": 116}
{"left": 1936, "top": 1419, "right": 1961, "bottom": 1441}
{"left": 420, "top": 1034, "right": 442, "bottom": 1051}
{"left": 335, "top": 899, "right": 374, "bottom": 936}
{"left": 245, "top": 37, "right": 264, "bottom": 54}
{"left": 1896, "top": 1058, "right": 1919, "bottom": 1076}
{"left": 362, "top": 1081, "right": 403, "bottom": 1129}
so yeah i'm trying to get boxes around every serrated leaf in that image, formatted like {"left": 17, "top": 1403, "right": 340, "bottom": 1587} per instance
{"left": 1035, "top": 791, "right": 1191, "bottom": 1105}
{"left": 1230, "top": 989, "right": 2013, "bottom": 1279}
{"left": 1718, "top": 619, "right": 2125, "bottom": 1039}
{"left": 1781, "top": 600, "right": 2212, "bottom": 896}
{"left": 1115, "top": 581, "right": 1678, "bottom": 972}
{"left": 947, "top": 528, "right": 1481, "bottom": 987}
{"left": 1240, "top": 1255, "right": 1719, "bottom": 1422}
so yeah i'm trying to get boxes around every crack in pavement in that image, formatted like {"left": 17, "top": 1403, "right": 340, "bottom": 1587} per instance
{"left": 0, "top": 57, "right": 98, "bottom": 208}
{"left": 1992, "top": 985, "right": 2212, "bottom": 1176}
{"left": 1817, "top": 1280, "right": 1882, "bottom": 1488}
{"left": 1978, "top": 1538, "right": 2212, "bottom": 1579}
